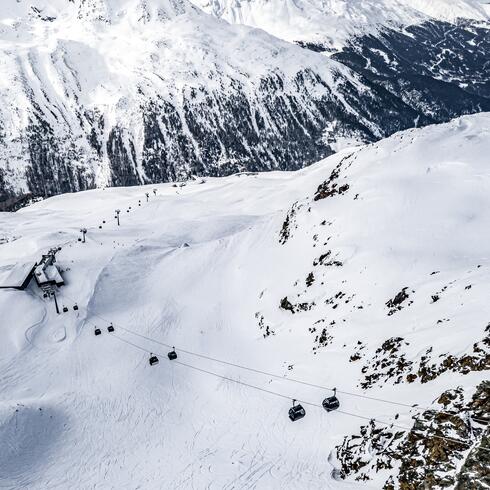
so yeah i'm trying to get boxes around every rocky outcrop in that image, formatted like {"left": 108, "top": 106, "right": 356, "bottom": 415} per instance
{"left": 335, "top": 381, "right": 490, "bottom": 488}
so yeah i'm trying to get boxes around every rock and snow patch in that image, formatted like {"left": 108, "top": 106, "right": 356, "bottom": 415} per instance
{"left": 0, "top": 113, "right": 488, "bottom": 487}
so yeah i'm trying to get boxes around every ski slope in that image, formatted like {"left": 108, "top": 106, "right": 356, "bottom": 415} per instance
{"left": 0, "top": 113, "right": 489, "bottom": 488}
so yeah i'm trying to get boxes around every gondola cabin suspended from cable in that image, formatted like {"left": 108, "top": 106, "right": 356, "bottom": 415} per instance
{"left": 322, "top": 388, "right": 340, "bottom": 412}
{"left": 288, "top": 399, "right": 306, "bottom": 422}
{"left": 167, "top": 349, "right": 177, "bottom": 360}
{"left": 73, "top": 304, "right": 79, "bottom": 311}
{"left": 94, "top": 328, "right": 101, "bottom": 336}
{"left": 107, "top": 324, "right": 115, "bottom": 333}
{"left": 63, "top": 306, "right": 68, "bottom": 313}
{"left": 149, "top": 354, "right": 159, "bottom": 366}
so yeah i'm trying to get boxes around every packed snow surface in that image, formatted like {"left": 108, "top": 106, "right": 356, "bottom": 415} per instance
{"left": 0, "top": 113, "right": 489, "bottom": 487}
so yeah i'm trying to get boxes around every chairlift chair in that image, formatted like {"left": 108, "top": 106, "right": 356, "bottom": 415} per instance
{"left": 149, "top": 354, "right": 159, "bottom": 366}
{"left": 167, "top": 349, "right": 177, "bottom": 360}
{"left": 288, "top": 399, "right": 306, "bottom": 422}
{"left": 94, "top": 328, "right": 102, "bottom": 336}
{"left": 322, "top": 388, "right": 340, "bottom": 412}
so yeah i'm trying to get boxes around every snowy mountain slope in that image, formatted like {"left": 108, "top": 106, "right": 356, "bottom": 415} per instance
{"left": 0, "top": 113, "right": 488, "bottom": 488}
{"left": 190, "top": 0, "right": 488, "bottom": 48}
{"left": 190, "top": 0, "right": 490, "bottom": 136}
{"left": 0, "top": 0, "right": 437, "bottom": 208}
{"left": 1, "top": 0, "right": 489, "bottom": 209}
{"left": 332, "top": 19, "right": 490, "bottom": 100}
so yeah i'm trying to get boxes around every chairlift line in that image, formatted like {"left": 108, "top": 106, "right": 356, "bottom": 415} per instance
{"left": 56, "top": 290, "right": 489, "bottom": 425}
{"left": 109, "top": 332, "right": 490, "bottom": 452}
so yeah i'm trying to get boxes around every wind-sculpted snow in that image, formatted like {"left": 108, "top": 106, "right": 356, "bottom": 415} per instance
{"left": 0, "top": 113, "right": 488, "bottom": 487}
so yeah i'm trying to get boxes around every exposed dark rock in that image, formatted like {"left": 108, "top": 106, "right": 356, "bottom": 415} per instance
{"left": 335, "top": 382, "right": 490, "bottom": 488}
{"left": 306, "top": 272, "right": 315, "bottom": 287}
{"left": 386, "top": 287, "right": 411, "bottom": 315}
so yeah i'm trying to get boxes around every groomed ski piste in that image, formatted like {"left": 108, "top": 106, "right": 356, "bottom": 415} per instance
{"left": 0, "top": 113, "right": 489, "bottom": 488}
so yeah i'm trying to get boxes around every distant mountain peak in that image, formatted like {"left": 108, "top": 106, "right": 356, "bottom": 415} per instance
{"left": 189, "top": 0, "right": 489, "bottom": 47}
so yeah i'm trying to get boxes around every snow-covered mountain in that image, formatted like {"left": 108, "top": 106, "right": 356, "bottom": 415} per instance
{"left": 0, "top": 0, "right": 489, "bottom": 209}
{"left": 0, "top": 0, "right": 415, "bottom": 206}
{"left": 1, "top": 113, "right": 488, "bottom": 488}
{"left": 191, "top": 0, "right": 488, "bottom": 47}
{"left": 192, "top": 0, "right": 490, "bottom": 137}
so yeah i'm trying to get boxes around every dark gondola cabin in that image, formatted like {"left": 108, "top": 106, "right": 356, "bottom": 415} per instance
{"left": 63, "top": 306, "right": 68, "bottom": 313}
{"left": 73, "top": 305, "right": 79, "bottom": 311}
{"left": 107, "top": 324, "right": 115, "bottom": 333}
{"left": 94, "top": 328, "right": 101, "bottom": 336}
{"left": 322, "top": 395, "right": 340, "bottom": 412}
{"left": 288, "top": 400, "right": 306, "bottom": 422}
{"left": 167, "top": 349, "right": 177, "bottom": 360}
{"left": 149, "top": 355, "right": 159, "bottom": 366}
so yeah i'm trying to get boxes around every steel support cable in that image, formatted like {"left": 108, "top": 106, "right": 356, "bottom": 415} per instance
{"left": 108, "top": 332, "right": 490, "bottom": 453}
{"left": 57, "top": 290, "right": 489, "bottom": 425}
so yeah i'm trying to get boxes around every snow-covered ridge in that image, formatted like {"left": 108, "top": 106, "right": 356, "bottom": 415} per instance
{"left": 1, "top": 0, "right": 438, "bottom": 205}
{"left": 0, "top": 113, "right": 488, "bottom": 488}
{"left": 190, "top": 0, "right": 489, "bottom": 47}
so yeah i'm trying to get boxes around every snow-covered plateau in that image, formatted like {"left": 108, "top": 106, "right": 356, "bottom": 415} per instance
{"left": 0, "top": 113, "right": 489, "bottom": 488}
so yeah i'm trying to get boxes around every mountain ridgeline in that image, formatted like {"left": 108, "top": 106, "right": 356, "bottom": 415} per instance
{"left": 0, "top": 0, "right": 488, "bottom": 208}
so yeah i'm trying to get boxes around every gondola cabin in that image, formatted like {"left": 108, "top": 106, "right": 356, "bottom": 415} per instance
{"left": 94, "top": 328, "right": 101, "bottom": 336}
{"left": 167, "top": 350, "right": 177, "bottom": 360}
{"left": 288, "top": 401, "right": 306, "bottom": 422}
{"left": 322, "top": 395, "right": 340, "bottom": 412}
{"left": 107, "top": 325, "right": 115, "bottom": 333}
{"left": 63, "top": 306, "right": 68, "bottom": 313}
{"left": 149, "top": 355, "right": 159, "bottom": 366}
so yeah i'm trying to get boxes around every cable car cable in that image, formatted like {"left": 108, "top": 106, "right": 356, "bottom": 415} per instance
{"left": 108, "top": 332, "right": 490, "bottom": 453}
{"left": 57, "top": 290, "right": 489, "bottom": 425}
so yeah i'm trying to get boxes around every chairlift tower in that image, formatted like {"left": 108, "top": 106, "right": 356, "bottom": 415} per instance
{"left": 80, "top": 228, "right": 87, "bottom": 243}
{"left": 115, "top": 209, "right": 121, "bottom": 226}
{"left": 145, "top": 192, "right": 150, "bottom": 202}
{"left": 152, "top": 188, "right": 157, "bottom": 196}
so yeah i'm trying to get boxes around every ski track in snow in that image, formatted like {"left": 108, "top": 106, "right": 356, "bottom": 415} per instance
{"left": 0, "top": 113, "right": 489, "bottom": 488}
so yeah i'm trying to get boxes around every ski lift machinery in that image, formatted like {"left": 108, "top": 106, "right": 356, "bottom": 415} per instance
{"left": 149, "top": 354, "right": 159, "bottom": 366}
{"left": 289, "top": 399, "right": 306, "bottom": 422}
{"left": 322, "top": 388, "right": 340, "bottom": 412}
